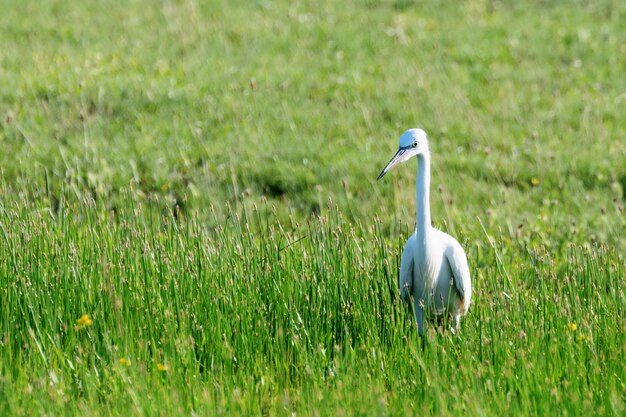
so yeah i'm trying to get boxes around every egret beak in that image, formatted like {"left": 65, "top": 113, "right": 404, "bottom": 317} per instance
{"left": 377, "top": 148, "right": 406, "bottom": 180}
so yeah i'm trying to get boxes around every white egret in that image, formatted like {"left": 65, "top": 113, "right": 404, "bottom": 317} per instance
{"left": 377, "top": 128, "right": 471, "bottom": 335}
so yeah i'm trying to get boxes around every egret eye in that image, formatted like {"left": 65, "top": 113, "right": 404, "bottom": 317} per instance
{"left": 411, "top": 142, "right": 418, "bottom": 148}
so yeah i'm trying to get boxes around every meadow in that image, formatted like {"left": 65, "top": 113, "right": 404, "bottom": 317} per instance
{"left": 0, "top": 0, "right": 625, "bottom": 415}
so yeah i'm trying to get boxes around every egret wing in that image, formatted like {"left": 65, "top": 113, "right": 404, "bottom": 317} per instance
{"left": 444, "top": 239, "right": 472, "bottom": 311}
{"left": 399, "top": 234, "right": 417, "bottom": 302}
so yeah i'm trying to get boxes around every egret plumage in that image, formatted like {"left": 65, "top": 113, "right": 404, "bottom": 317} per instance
{"left": 378, "top": 128, "right": 471, "bottom": 335}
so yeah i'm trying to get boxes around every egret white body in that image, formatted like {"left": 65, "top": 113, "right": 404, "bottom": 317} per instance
{"left": 378, "top": 129, "right": 471, "bottom": 335}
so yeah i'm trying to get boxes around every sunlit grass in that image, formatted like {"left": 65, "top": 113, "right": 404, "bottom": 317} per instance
{"left": 0, "top": 195, "right": 624, "bottom": 416}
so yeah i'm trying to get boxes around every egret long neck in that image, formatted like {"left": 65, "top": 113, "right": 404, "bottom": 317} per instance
{"left": 415, "top": 152, "right": 431, "bottom": 237}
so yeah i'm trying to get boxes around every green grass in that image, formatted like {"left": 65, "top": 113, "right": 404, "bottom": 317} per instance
{"left": 1, "top": 0, "right": 625, "bottom": 415}
{"left": 1, "top": 198, "right": 624, "bottom": 415}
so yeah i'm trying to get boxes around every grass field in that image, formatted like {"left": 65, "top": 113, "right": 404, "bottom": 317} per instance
{"left": 1, "top": 0, "right": 625, "bottom": 415}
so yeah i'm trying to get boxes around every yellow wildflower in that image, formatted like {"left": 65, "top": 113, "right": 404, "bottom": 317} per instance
{"left": 530, "top": 177, "right": 540, "bottom": 187}
{"left": 156, "top": 363, "right": 169, "bottom": 372}
{"left": 119, "top": 358, "right": 131, "bottom": 367}
{"left": 343, "top": 302, "right": 354, "bottom": 317}
{"left": 567, "top": 323, "right": 577, "bottom": 332}
{"left": 76, "top": 314, "right": 93, "bottom": 327}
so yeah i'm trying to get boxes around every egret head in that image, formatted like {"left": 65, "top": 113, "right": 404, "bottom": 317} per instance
{"left": 377, "top": 128, "right": 428, "bottom": 180}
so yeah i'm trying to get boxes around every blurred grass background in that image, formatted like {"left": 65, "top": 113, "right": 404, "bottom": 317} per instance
{"left": 1, "top": 0, "right": 624, "bottom": 249}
